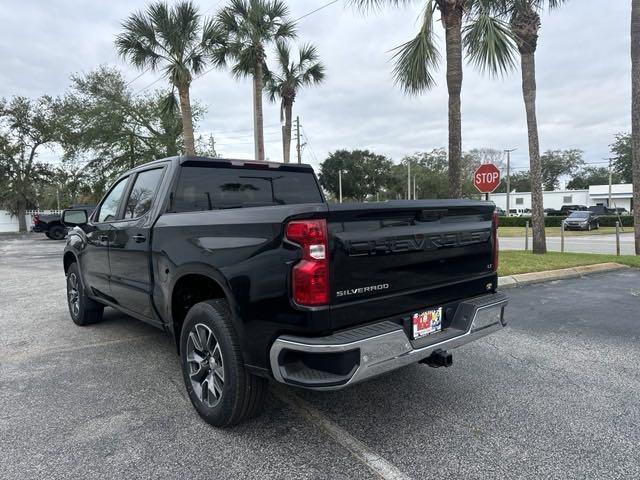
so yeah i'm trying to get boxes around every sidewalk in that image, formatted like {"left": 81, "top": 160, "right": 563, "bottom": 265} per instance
{"left": 499, "top": 262, "right": 629, "bottom": 289}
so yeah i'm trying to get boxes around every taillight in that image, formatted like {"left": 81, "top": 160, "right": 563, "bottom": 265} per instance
{"left": 285, "top": 219, "right": 329, "bottom": 306}
{"left": 492, "top": 211, "right": 499, "bottom": 272}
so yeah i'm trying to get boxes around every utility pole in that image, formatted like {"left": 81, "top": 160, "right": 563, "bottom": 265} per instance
{"left": 294, "top": 116, "right": 302, "bottom": 164}
{"left": 607, "top": 157, "right": 613, "bottom": 207}
{"left": 338, "top": 169, "right": 343, "bottom": 204}
{"left": 407, "top": 161, "right": 411, "bottom": 200}
{"left": 413, "top": 175, "right": 417, "bottom": 200}
{"left": 504, "top": 148, "right": 517, "bottom": 214}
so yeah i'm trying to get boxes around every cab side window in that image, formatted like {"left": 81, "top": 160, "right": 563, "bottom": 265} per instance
{"left": 97, "top": 177, "right": 129, "bottom": 223}
{"left": 123, "top": 168, "right": 164, "bottom": 219}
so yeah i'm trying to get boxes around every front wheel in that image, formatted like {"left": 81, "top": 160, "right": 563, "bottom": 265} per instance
{"left": 180, "top": 300, "right": 267, "bottom": 427}
{"left": 49, "top": 225, "right": 66, "bottom": 240}
{"left": 66, "top": 263, "right": 104, "bottom": 326}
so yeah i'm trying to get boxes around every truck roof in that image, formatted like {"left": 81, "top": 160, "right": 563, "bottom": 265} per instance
{"left": 131, "top": 155, "right": 315, "bottom": 173}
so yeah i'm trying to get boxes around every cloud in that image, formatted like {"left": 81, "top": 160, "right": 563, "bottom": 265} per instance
{"left": 0, "top": 0, "right": 632, "bottom": 174}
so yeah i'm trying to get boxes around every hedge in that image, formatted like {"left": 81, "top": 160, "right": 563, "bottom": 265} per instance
{"left": 499, "top": 215, "right": 634, "bottom": 228}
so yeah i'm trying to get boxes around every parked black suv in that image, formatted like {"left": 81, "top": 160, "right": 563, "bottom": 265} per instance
{"left": 559, "top": 204, "right": 588, "bottom": 215}
{"left": 62, "top": 156, "right": 508, "bottom": 426}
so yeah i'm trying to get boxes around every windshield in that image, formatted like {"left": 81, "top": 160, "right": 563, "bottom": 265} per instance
{"left": 568, "top": 212, "right": 589, "bottom": 218}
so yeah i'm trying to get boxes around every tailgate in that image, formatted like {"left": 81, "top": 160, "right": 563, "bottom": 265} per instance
{"left": 327, "top": 200, "right": 497, "bottom": 329}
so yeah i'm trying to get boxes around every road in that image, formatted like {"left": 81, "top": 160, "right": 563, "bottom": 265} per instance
{"left": 500, "top": 232, "right": 636, "bottom": 255}
{"left": 1, "top": 235, "right": 639, "bottom": 479}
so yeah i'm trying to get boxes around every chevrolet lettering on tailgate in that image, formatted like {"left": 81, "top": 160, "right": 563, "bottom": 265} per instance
{"left": 344, "top": 230, "right": 491, "bottom": 257}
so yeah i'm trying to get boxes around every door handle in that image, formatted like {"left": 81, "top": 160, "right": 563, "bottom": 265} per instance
{"left": 133, "top": 234, "right": 146, "bottom": 243}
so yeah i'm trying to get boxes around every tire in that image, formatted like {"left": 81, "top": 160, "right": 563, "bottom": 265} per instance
{"left": 587, "top": 223, "right": 592, "bottom": 231}
{"left": 44, "top": 232, "right": 52, "bottom": 239}
{"left": 180, "top": 299, "right": 267, "bottom": 427}
{"left": 66, "top": 263, "right": 104, "bottom": 326}
{"left": 49, "top": 225, "right": 66, "bottom": 240}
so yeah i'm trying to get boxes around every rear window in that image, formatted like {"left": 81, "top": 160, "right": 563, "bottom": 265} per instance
{"left": 569, "top": 212, "right": 589, "bottom": 218}
{"left": 171, "top": 166, "right": 322, "bottom": 212}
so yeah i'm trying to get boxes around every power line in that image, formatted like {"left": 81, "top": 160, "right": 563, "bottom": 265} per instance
{"left": 301, "top": 126, "right": 319, "bottom": 164}
{"left": 293, "top": 0, "right": 339, "bottom": 22}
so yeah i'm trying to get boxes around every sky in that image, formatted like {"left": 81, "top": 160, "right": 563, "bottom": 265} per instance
{"left": 0, "top": 0, "right": 633, "bottom": 174}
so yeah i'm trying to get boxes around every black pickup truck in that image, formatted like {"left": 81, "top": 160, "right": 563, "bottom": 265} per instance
{"left": 62, "top": 156, "right": 508, "bottom": 427}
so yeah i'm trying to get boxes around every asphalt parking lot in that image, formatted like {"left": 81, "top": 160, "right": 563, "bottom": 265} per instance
{"left": 2, "top": 235, "right": 639, "bottom": 479}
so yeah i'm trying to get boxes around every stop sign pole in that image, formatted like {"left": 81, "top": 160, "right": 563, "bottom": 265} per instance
{"left": 473, "top": 164, "right": 501, "bottom": 201}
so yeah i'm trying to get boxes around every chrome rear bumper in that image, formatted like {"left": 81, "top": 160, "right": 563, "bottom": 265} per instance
{"left": 270, "top": 292, "right": 508, "bottom": 390}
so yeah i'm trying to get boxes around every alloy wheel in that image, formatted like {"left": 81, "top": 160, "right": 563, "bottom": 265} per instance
{"left": 68, "top": 273, "right": 80, "bottom": 317}
{"left": 186, "top": 323, "right": 225, "bottom": 408}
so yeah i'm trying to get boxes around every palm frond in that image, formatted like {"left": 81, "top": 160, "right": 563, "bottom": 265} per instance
{"left": 274, "top": 39, "right": 291, "bottom": 73}
{"left": 214, "top": 0, "right": 297, "bottom": 80}
{"left": 301, "top": 62, "right": 325, "bottom": 85}
{"left": 115, "top": 1, "right": 217, "bottom": 88}
{"left": 346, "top": 0, "right": 418, "bottom": 13}
{"left": 159, "top": 89, "right": 179, "bottom": 116}
{"left": 463, "top": 13, "right": 517, "bottom": 76}
{"left": 390, "top": 1, "right": 440, "bottom": 95}
{"left": 298, "top": 43, "right": 320, "bottom": 66}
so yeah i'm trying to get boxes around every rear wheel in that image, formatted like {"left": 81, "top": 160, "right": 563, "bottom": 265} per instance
{"left": 180, "top": 299, "right": 267, "bottom": 427}
{"left": 49, "top": 225, "right": 66, "bottom": 240}
{"left": 66, "top": 263, "right": 104, "bottom": 326}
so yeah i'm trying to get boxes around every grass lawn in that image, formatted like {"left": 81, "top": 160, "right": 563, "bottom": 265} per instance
{"left": 498, "top": 226, "right": 621, "bottom": 237}
{"left": 498, "top": 250, "right": 640, "bottom": 277}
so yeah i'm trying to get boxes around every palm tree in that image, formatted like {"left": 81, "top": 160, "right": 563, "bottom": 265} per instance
{"left": 632, "top": 0, "right": 640, "bottom": 255}
{"left": 265, "top": 41, "right": 325, "bottom": 163}
{"left": 212, "top": 0, "right": 297, "bottom": 161}
{"left": 500, "top": 0, "right": 565, "bottom": 254}
{"left": 115, "top": 1, "right": 218, "bottom": 156}
{"left": 349, "top": 0, "right": 515, "bottom": 198}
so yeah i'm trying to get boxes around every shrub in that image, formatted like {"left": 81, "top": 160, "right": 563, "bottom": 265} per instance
{"left": 498, "top": 215, "right": 633, "bottom": 228}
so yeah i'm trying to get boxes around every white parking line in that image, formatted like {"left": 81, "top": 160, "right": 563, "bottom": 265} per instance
{"left": 273, "top": 386, "right": 412, "bottom": 480}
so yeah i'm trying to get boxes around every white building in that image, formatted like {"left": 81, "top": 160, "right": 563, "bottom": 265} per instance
{"left": 489, "top": 184, "right": 634, "bottom": 213}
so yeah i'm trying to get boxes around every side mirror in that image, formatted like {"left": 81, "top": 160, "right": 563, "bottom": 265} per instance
{"left": 62, "top": 209, "right": 88, "bottom": 227}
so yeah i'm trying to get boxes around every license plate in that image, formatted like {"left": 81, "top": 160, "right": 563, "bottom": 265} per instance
{"left": 412, "top": 307, "right": 442, "bottom": 339}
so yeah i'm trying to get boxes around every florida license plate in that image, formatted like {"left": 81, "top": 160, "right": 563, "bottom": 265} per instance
{"left": 412, "top": 307, "right": 442, "bottom": 339}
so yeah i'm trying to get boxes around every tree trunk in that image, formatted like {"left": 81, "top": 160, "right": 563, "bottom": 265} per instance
{"left": 177, "top": 84, "right": 196, "bottom": 156}
{"left": 17, "top": 199, "right": 27, "bottom": 232}
{"left": 282, "top": 100, "right": 293, "bottom": 163}
{"left": 253, "top": 62, "right": 266, "bottom": 161}
{"left": 632, "top": 0, "right": 640, "bottom": 254}
{"left": 520, "top": 51, "right": 547, "bottom": 254}
{"left": 443, "top": 6, "right": 464, "bottom": 199}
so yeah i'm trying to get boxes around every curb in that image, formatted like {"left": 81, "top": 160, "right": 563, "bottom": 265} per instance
{"left": 498, "top": 263, "right": 630, "bottom": 289}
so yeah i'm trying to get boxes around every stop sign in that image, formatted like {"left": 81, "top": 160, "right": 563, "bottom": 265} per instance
{"left": 473, "top": 164, "right": 501, "bottom": 193}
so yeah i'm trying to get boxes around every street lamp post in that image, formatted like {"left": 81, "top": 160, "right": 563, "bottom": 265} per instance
{"left": 504, "top": 148, "right": 517, "bottom": 214}
{"left": 338, "top": 169, "right": 343, "bottom": 204}
{"left": 407, "top": 161, "right": 411, "bottom": 200}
